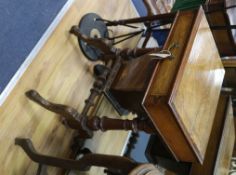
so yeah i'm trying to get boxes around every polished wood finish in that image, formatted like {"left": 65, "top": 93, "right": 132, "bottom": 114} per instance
{"left": 190, "top": 95, "right": 235, "bottom": 175}
{"left": 143, "top": 8, "right": 224, "bottom": 163}
{"left": 112, "top": 56, "right": 158, "bottom": 92}
{"left": 111, "top": 7, "right": 225, "bottom": 163}
{"left": 214, "top": 99, "right": 235, "bottom": 175}
{"left": 0, "top": 1, "right": 139, "bottom": 175}
{"left": 169, "top": 12, "right": 225, "bottom": 162}
{"left": 145, "top": 95, "right": 235, "bottom": 175}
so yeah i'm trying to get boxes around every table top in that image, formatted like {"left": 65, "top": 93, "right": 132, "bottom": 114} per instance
{"left": 190, "top": 95, "right": 235, "bottom": 175}
{"left": 143, "top": 7, "right": 225, "bottom": 163}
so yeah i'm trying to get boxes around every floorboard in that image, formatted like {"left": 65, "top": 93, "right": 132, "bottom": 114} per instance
{"left": 0, "top": 1, "right": 139, "bottom": 174}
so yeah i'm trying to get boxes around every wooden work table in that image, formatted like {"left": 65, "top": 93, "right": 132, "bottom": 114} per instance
{"left": 190, "top": 95, "right": 235, "bottom": 175}
{"left": 111, "top": 7, "right": 225, "bottom": 163}
{"left": 163, "top": 94, "right": 235, "bottom": 175}
{"left": 0, "top": 1, "right": 139, "bottom": 175}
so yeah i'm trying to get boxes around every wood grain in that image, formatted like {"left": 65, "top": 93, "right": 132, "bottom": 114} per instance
{"left": 112, "top": 56, "right": 158, "bottom": 92}
{"left": 190, "top": 95, "right": 229, "bottom": 175}
{"left": 169, "top": 95, "right": 235, "bottom": 175}
{"left": 0, "top": 1, "right": 139, "bottom": 175}
{"left": 70, "top": 98, "right": 134, "bottom": 175}
{"left": 170, "top": 13, "right": 225, "bottom": 162}
{"left": 214, "top": 98, "right": 235, "bottom": 175}
{"left": 143, "top": 8, "right": 225, "bottom": 163}
{"left": 145, "top": 11, "right": 197, "bottom": 96}
{"left": 143, "top": 9, "right": 201, "bottom": 163}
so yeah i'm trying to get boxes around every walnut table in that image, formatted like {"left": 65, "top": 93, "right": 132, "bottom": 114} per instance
{"left": 112, "top": 7, "right": 225, "bottom": 163}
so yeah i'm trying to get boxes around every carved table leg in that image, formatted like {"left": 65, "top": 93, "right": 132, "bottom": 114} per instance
{"left": 15, "top": 138, "right": 139, "bottom": 174}
{"left": 25, "top": 90, "right": 92, "bottom": 138}
{"left": 87, "top": 116, "right": 156, "bottom": 133}
{"left": 26, "top": 90, "right": 156, "bottom": 134}
{"left": 25, "top": 62, "right": 111, "bottom": 138}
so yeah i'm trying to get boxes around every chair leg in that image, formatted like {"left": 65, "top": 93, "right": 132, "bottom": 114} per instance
{"left": 15, "top": 138, "right": 139, "bottom": 174}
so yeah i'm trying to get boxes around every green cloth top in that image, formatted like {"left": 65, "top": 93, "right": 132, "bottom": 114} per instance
{"left": 171, "top": 0, "right": 206, "bottom": 12}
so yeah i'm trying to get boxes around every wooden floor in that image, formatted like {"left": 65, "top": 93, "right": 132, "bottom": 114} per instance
{"left": 69, "top": 98, "right": 135, "bottom": 175}
{"left": 0, "top": 1, "right": 140, "bottom": 175}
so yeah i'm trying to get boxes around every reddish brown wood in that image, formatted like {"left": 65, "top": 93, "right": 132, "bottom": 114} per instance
{"left": 15, "top": 138, "right": 139, "bottom": 174}
{"left": 87, "top": 116, "right": 156, "bottom": 133}
{"left": 111, "top": 8, "right": 224, "bottom": 163}
{"left": 25, "top": 90, "right": 156, "bottom": 134}
{"left": 190, "top": 94, "right": 235, "bottom": 175}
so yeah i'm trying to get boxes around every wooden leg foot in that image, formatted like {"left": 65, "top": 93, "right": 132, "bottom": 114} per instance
{"left": 25, "top": 90, "right": 93, "bottom": 138}
{"left": 15, "top": 138, "right": 139, "bottom": 174}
